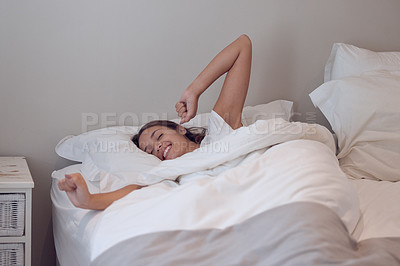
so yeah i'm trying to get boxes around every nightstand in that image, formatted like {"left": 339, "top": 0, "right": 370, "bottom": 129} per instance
{"left": 0, "top": 157, "right": 34, "bottom": 266}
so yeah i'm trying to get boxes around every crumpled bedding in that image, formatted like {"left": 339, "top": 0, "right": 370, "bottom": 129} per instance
{"left": 88, "top": 138, "right": 359, "bottom": 261}
{"left": 91, "top": 202, "right": 400, "bottom": 266}
{"left": 137, "top": 118, "right": 336, "bottom": 185}
{"left": 53, "top": 119, "right": 363, "bottom": 265}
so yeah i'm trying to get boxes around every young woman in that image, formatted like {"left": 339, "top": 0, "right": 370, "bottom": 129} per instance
{"left": 58, "top": 34, "right": 252, "bottom": 210}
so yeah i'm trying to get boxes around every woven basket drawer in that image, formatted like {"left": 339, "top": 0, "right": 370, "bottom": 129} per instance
{"left": 0, "top": 243, "right": 24, "bottom": 266}
{"left": 0, "top": 194, "right": 25, "bottom": 237}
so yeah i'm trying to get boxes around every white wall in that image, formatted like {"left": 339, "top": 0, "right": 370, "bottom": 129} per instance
{"left": 1, "top": 1, "right": 399, "bottom": 265}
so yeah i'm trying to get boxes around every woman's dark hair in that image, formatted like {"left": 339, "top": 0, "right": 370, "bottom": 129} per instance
{"left": 132, "top": 120, "right": 207, "bottom": 148}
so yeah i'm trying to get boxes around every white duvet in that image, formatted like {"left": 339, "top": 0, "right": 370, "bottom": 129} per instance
{"left": 90, "top": 145, "right": 359, "bottom": 260}
{"left": 80, "top": 118, "right": 338, "bottom": 190}
{"left": 52, "top": 119, "right": 360, "bottom": 264}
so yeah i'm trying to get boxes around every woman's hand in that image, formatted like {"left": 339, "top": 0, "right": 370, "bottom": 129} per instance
{"left": 58, "top": 173, "right": 92, "bottom": 209}
{"left": 58, "top": 173, "right": 144, "bottom": 210}
{"left": 175, "top": 88, "right": 199, "bottom": 124}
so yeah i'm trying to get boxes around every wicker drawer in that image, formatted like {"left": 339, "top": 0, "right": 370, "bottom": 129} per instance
{"left": 0, "top": 194, "right": 25, "bottom": 237}
{"left": 0, "top": 243, "right": 24, "bottom": 266}
{"left": 0, "top": 157, "right": 34, "bottom": 266}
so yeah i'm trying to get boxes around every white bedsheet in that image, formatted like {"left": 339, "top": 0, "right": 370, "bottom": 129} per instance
{"left": 350, "top": 179, "right": 400, "bottom": 241}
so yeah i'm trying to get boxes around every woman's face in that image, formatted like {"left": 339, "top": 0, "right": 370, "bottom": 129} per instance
{"left": 138, "top": 125, "right": 199, "bottom": 160}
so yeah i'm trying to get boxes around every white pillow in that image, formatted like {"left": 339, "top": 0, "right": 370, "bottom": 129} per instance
{"left": 55, "top": 100, "right": 293, "bottom": 162}
{"left": 241, "top": 100, "right": 293, "bottom": 126}
{"left": 324, "top": 43, "right": 400, "bottom": 82}
{"left": 55, "top": 126, "right": 139, "bottom": 162}
{"left": 310, "top": 70, "right": 400, "bottom": 182}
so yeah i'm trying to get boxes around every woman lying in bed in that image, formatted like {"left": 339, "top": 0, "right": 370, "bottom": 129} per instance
{"left": 58, "top": 34, "right": 252, "bottom": 210}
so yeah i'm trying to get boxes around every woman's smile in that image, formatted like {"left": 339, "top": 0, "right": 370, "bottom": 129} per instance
{"left": 163, "top": 145, "right": 172, "bottom": 160}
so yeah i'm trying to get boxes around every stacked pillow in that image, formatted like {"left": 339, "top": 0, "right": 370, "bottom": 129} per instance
{"left": 310, "top": 43, "right": 400, "bottom": 182}
{"left": 324, "top": 43, "right": 400, "bottom": 82}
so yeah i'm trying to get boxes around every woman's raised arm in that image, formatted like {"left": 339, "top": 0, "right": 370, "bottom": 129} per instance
{"left": 176, "top": 34, "right": 252, "bottom": 129}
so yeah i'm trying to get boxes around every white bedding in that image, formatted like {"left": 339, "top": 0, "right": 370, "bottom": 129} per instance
{"left": 79, "top": 118, "right": 336, "bottom": 191}
{"left": 350, "top": 179, "right": 400, "bottom": 241}
{"left": 52, "top": 138, "right": 362, "bottom": 264}
{"left": 52, "top": 164, "right": 400, "bottom": 265}
{"left": 90, "top": 139, "right": 359, "bottom": 260}
{"left": 51, "top": 120, "right": 399, "bottom": 265}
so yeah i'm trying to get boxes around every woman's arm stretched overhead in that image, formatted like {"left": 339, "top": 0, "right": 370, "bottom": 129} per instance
{"left": 59, "top": 35, "right": 252, "bottom": 210}
{"left": 176, "top": 34, "right": 252, "bottom": 129}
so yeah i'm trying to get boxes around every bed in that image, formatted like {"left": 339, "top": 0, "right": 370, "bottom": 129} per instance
{"left": 51, "top": 43, "right": 400, "bottom": 266}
